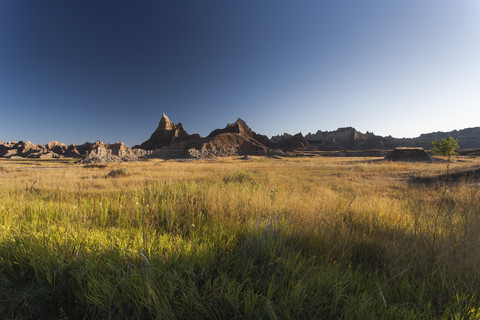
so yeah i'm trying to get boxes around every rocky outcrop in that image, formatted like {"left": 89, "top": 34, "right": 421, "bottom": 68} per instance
{"left": 414, "top": 127, "right": 480, "bottom": 149}
{"left": 6, "top": 114, "right": 476, "bottom": 161}
{"left": 46, "top": 141, "right": 68, "bottom": 154}
{"left": 305, "top": 127, "right": 402, "bottom": 150}
{"left": 384, "top": 148, "right": 432, "bottom": 162}
{"left": 0, "top": 141, "right": 18, "bottom": 157}
{"left": 81, "top": 142, "right": 151, "bottom": 163}
{"left": 271, "top": 133, "right": 310, "bottom": 151}
{"left": 199, "top": 119, "right": 271, "bottom": 156}
{"left": 135, "top": 113, "right": 192, "bottom": 150}
{"left": 0, "top": 140, "right": 150, "bottom": 162}
{"left": 305, "top": 126, "right": 480, "bottom": 150}
{"left": 135, "top": 115, "right": 307, "bottom": 159}
{"left": 0, "top": 141, "right": 46, "bottom": 158}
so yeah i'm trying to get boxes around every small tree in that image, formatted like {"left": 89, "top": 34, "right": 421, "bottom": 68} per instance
{"left": 428, "top": 136, "right": 459, "bottom": 270}
{"left": 431, "top": 136, "right": 459, "bottom": 176}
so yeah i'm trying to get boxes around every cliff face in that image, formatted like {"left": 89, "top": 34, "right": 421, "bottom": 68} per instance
{"left": 82, "top": 142, "right": 151, "bottom": 163}
{"left": 305, "top": 127, "right": 480, "bottom": 150}
{"left": 415, "top": 127, "right": 480, "bottom": 149}
{"left": 0, "top": 140, "right": 151, "bottom": 162}
{"left": 0, "top": 114, "right": 311, "bottom": 161}
{"left": 305, "top": 127, "right": 397, "bottom": 150}
{"left": 3, "top": 114, "right": 477, "bottom": 160}
{"left": 270, "top": 133, "right": 311, "bottom": 151}
{"left": 135, "top": 115, "right": 310, "bottom": 158}
{"left": 136, "top": 113, "right": 191, "bottom": 150}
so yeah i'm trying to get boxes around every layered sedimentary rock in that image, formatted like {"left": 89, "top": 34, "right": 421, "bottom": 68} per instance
{"left": 271, "top": 133, "right": 311, "bottom": 151}
{"left": 7, "top": 113, "right": 476, "bottom": 161}
{"left": 82, "top": 141, "right": 151, "bottom": 163}
{"left": 135, "top": 115, "right": 310, "bottom": 158}
{"left": 305, "top": 127, "right": 401, "bottom": 150}
{"left": 0, "top": 140, "right": 150, "bottom": 162}
{"left": 305, "top": 126, "right": 480, "bottom": 150}
{"left": 136, "top": 113, "right": 192, "bottom": 150}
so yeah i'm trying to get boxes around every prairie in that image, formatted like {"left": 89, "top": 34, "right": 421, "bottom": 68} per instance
{"left": 0, "top": 156, "right": 480, "bottom": 319}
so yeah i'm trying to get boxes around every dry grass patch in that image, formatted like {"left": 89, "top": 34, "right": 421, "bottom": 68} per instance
{"left": 1, "top": 156, "right": 480, "bottom": 318}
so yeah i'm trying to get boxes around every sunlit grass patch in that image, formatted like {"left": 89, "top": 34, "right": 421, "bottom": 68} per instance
{"left": 0, "top": 156, "right": 480, "bottom": 318}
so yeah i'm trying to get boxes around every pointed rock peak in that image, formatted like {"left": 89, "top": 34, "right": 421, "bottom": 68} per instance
{"left": 173, "top": 122, "right": 190, "bottom": 137}
{"left": 235, "top": 118, "right": 247, "bottom": 126}
{"left": 231, "top": 118, "right": 252, "bottom": 133}
{"left": 159, "top": 113, "right": 175, "bottom": 131}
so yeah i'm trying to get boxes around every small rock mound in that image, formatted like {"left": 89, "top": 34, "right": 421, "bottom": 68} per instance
{"left": 384, "top": 148, "right": 432, "bottom": 162}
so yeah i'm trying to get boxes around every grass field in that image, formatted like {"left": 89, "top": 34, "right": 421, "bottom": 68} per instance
{"left": 1, "top": 156, "right": 480, "bottom": 319}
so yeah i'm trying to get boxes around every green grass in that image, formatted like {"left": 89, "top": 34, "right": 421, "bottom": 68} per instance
{"left": 0, "top": 157, "right": 480, "bottom": 319}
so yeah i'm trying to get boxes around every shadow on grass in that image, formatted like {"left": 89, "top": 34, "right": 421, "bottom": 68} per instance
{"left": 410, "top": 166, "right": 480, "bottom": 185}
{"left": 0, "top": 220, "right": 479, "bottom": 319}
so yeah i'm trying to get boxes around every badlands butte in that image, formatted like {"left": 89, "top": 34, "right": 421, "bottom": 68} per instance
{"left": 1, "top": 113, "right": 480, "bottom": 162}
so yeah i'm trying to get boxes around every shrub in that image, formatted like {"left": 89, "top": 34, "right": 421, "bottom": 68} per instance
{"left": 106, "top": 168, "right": 127, "bottom": 178}
{"left": 223, "top": 171, "right": 256, "bottom": 184}
{"left": 83, "top": 163, "right": 108, "bottom": 169}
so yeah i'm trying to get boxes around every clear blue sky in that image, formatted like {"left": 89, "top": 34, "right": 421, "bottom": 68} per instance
{"left": 1, "top": 1, "right": 479, "bottom": 146}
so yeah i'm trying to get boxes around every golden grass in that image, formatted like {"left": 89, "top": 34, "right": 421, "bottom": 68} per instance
{"left": 1, "top": 155, "right": 480, "bottom": 318}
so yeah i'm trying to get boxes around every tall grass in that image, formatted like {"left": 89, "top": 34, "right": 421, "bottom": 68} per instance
{"left": 0, "top": 156, "right": 479, "bottom": 319}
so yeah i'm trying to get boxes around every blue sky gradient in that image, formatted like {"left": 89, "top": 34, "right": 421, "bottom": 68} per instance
{"left": 1, "top": 1, "right": 479, "bottom": 146}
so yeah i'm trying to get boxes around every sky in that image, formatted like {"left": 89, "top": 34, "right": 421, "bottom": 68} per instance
{"left": 1, "top": 0, "right": 479, "bottom": 146}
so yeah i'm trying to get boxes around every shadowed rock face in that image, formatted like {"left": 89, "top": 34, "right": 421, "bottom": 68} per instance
{"left": 134, "top": 115, "right": 310, "bottom": 158}
{"left": 1, "top": 114, "right": 310, "bottom": 161}
{"left": 305, "top": 126, "right": 480, "bottom": 150}
{"left": 200, "top": 119, "right": 270, "bottom": 156}
{"left": 305, "top": 127, "right": 399, "bottom": 150}
{"left": 384, "top": 148, "right": 432, "bottom": 162}
{"left": 136, "top": 113, "right": 191, "bottom": 150}
{"left": 271, "top": 133, "right": 311, "bottom": 151}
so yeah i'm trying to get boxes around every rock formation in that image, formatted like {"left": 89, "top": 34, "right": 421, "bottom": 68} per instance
{"left": 305, "top": 127, "right": 401, "bottom": 150}
{"left": 384, "top": 148, "right": 432, "bottom": 162}
{"left": 305, "top": 126, "right": 480, "bottom": 150}
{"left": 414, "top": 127, "right": 480, "bottom": 149}
{"left": 271, "top": 133, "right": 311, "bottom": 151}
{"left": 135, "top": 113, "right": 192, "bottom": 150}
{"left": 199, "top": 119, "right": 271, "bottom": 156}
{"left": 82, "top": 141, "right": 151, "bottom": 163}
{"left": 0, "top": 140, "right": 150, "bottom": 162}
{"left": 46, "top": 141, "right": 68, "bottom": 154}
{"left": 134, "top": 115, "right": 310, "bottom": 158}
{"left": 4, "top": 113, "right": 476, "bottom": 161}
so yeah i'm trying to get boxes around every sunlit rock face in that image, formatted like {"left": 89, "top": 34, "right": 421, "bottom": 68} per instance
{"left": 136, "top": 113, "right": 191, "bottom": 150}
{"left": 134, "top": 115, "right": 311, "bottom": 159}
